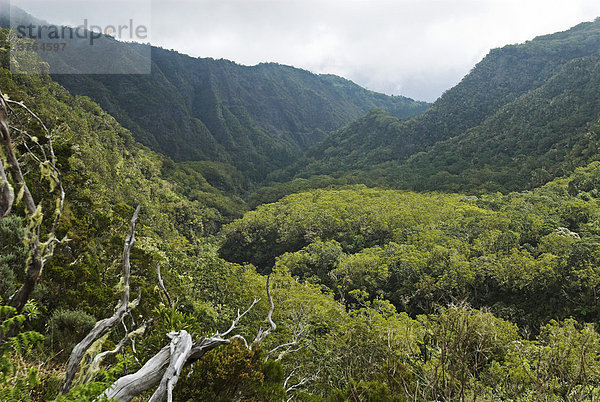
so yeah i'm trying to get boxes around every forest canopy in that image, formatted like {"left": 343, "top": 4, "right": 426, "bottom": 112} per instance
{"left": 1, "top": 16, "right": 600, "bottom": 402}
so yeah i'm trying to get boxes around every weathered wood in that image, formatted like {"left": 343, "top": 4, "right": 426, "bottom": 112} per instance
{"left": 1, "top": 92, "right": 41, "bottom": 313}
{"left": 0, "top": 93, "right": 36, "bottom": 216}
{"left": 252, "top": 275, "right": 276, "bottom": 347}
{"left": 100, "top": 334, "right": 231, "bottom": 401}
{"left": 60, "top": 206, "right": 141, "bottom": 395}
{"left": 157, "top": 264, "right": 172, "bottom": 307}
{"left": 0, "top": 160, "right": 13, "bottom": 218}
{"left": 266, "top": 323, "right": 308, "bottom": 362}
{"left": 96, "top": 276, "right": 279, "bottom": 401}
{"left": 0, "top": 91, "right": 64, "bottom": 312}
{"left": 100, "top": 344, "right": 172, "bottom": 402}
{"left": 148, "top": 331, "right": 193, "bottom": 402}
{"left": 83, "top": 321, "right": 149, "bottom": 384}
{"left": 98, "top": 298, "right": 265, "bottom": 401}
{"left": 0, "top": 91, "right": 12, "bottom": 218}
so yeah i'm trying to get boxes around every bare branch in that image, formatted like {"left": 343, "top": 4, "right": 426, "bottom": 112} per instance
{"left": 9, "top": 124, "right": 48, "bottom": 163}
{"left": 217, "top": 298, "right": 260, "bottom": 339}
{"left": 100, "top": 344, "right": 172, "bottom": 402}
{"left": 157, "top": 263, "right": 172, "bottom": 307}
{"left": 120, "top": 205, "right": 141, "bottom": 308}
{"left": 0, "top": 91, "right": 65, "bottom": 311}
{"left": 5, "top": 98, "right": 51, "bottom": 136}
{"left": 0, "top": 92, "right": 36, "bottom": 216}
{"left": 60, "top": 205, "right": 141, "bottom": 395}
{"left": 98, "top": 275, "right": 278, "bottom": 401}
{"left": 148, "top": 331, "right": 193, "bottom": 402}
{"left": 229, "top": 334, "right": 250, "bottom": 349}
{"left": 253, "top": 275, "right": 276, "bottom": 347}
{"left": 98, "top": 292, "right": 266, "bottom": 401}
{"left": 266, "top": 323, "right": 309, "bottom": 362}
{"left": 286, "top": 368, "right": 321, "bottom": 394}
{"left": 0, "top": 160, "right": 13, "bottom": 218}
{"left": 83, "top": 321, "right": 149, "bottom": 384}
{"left": 284, "top": 366, "right": 299, "bottom": 390}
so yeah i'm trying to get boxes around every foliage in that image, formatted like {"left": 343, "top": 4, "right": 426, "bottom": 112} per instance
{"left": 417, "top": 304, "right": 519, "bottom": 400}
{"left": 0, "top": 216, "right": 27, "bottom": 302}
{"left": 221, "top": 176, "right": 600, "bottom": 329}
{"left": 289, "top": 20, "right": 600, "bottom": 194}
{"left": 0, "top": 302, "right": 45, "bottom": 401}
{"left": 3, "top": 15, "right": 600, "bottom": 402}
{"left": 177, "top": 341, "right": 286, "bottom": 401}
{"left": 46, "top": 309, "right": 96, "bottom": 360}
{"left": 35, "top": 31, "right": 429, "bottom": 184}
{"left": 483, "top": 319, "right": 600, "bottom": 400}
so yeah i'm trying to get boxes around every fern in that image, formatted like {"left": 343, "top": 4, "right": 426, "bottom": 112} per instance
{"left": 0, "top": 303, "right": 44, "bottom": 400}
{"left": 0, "top": 305, "right": 18, "bottom": 318}
{"left": 8, "top": 331, "right": 44, "bottom": 355}
{"left": 1, "top": 302, "right": 44, "bottom": 355}
{"left": 0, "top": 367, "right": 39, "bottom": 401}
{"left": 21, "top": 300, "right": 40, "bottom": 321}
{"left": 0, "top": 314, "right": 25, "bottom": 335}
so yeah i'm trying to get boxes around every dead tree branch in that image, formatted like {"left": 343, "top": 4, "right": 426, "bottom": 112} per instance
{"left": 252, "top": 275, "right": 276, "bottom": 347}
{"left": 266, "top": 323, "right": 309, "bottom": 362}
{"left": 157, "top": 263, "right": 172, "bottom": 307}
{"left": 0, "top": 93, "right": 36, "bottom": 216}
{"left": 148, "top": 331, "right": 193, "bottom": 402}
{"left": 0, "top": 91, "right": 65, "bottom": 311}
{"left": 83, "top": 321, "right": 149, "bottom": 384}
{"left": 0, "top": 159, "right": 13, "bottom": 218}
{"left": 99, "top": 343, "right": 173, "bottom": 401}
{"left": 60, "top": 205, "right": 141, "bottom": 395}
{"left": 285, "top": 368, "right": 321, "bottom": 395}
{"left": 99, "top": 278, "right": 275, "bottom": 401}
{"left": 218, "top": 298, "right": 260, "bottom": 339}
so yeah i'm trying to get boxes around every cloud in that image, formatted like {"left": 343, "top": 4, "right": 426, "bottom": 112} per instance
{"left": 11, "top": 0, "right": 600, "bottom": 101}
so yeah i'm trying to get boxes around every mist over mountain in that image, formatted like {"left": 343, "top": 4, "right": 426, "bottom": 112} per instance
{"left": 1, "top": 5, "right": 429, "bottom": 185}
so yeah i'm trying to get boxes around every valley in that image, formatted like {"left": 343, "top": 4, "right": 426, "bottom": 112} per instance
{"left": 0, "top": 11, "right": 599, "bottom": 401}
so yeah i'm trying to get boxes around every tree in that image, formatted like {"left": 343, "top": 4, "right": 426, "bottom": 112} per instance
{"left": 55, "top": 205, "right": 294, "bottom": 400}
{"left": 0, "top": 90, "right": 64, "bottom": 312}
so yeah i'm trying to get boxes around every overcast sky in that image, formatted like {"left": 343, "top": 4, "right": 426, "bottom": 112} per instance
{"left": 11, "top": 0, "right": 600, "bottom": 101}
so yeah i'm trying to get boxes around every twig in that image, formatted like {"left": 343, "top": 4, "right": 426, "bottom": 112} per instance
{"left": 253, "top": 275, "right": 276, "bottom": 346}
{"left": 157, "top": 264, "right": 172, "bottom": 307}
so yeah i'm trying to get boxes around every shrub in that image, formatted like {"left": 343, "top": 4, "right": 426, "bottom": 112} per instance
{"left": 46, "top": 309, "right": 96, "bottom": 360}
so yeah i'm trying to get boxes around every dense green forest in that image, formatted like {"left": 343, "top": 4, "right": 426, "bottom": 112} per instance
{"left": 280, "top": 19, "right": 600, "bottom": 195}
{"left": 2, "top": 13, "right": 600, "bottom": 402}
{"left": 1, "top": 7, "right": 429, "bottom": 187}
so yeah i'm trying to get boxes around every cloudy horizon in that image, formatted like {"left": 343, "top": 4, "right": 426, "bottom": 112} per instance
{"left": 9, "top": 0, "right": 600, "bottom": 102}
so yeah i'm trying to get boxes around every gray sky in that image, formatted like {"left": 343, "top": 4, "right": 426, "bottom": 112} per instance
{"left": 11, "top": 0, "right": 600, "bottom": 101}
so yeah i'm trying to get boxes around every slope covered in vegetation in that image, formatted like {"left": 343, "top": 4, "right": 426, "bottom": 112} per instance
{"left": 2, "top": 19, "right": 600, "bottom": 402}
{"left": 43, "top": 43, "right": 428, "bottom": 184}
{"left": 221, "top": 160, "right": 600, "bottom": 330}
{"left": 286, "top": 19, "right": 600, "bottom": 194}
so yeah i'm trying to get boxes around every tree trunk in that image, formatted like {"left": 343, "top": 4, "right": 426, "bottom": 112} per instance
{"left": 0, "top": 92, "right": 17, "bottom": 217}
{"left": 60, "top": 206, "right": 141, "bottom": 395}
{"left": 0, "top": 160, "right": 13, "bottom": 218}
{"left": 0, "top": 92, "right": 42, "bottom": 312}
{"left": 101, "top": 335, "right": 229, "bottom": 402}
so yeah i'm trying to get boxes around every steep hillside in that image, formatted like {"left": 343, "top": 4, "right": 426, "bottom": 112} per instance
{"left": 56, "top": 54, "right": 428, "bottom": 183}
{"left": 392, "top": 55, "right": 600, "bottom": 193}
{"left": 0, "top": 28, "right": 246, "bottom": 313}
{"left": 288, "top": 19, "right": 600, "bottom": 192}
{"left": 5, "top": 21, "right": 600, "bottom": 402}
{"left": 1, "top": 6, "right": 429, "bottom": 184}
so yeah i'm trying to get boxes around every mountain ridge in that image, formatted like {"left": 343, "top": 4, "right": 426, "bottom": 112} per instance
{"left": 280, "top": 19, "right": 600, "bottom": 194}
{"left": 0, "top": 5, "right": 429, "bottom": 185}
